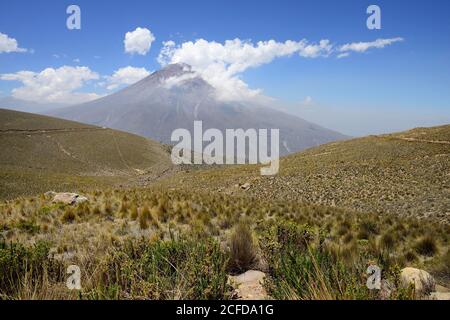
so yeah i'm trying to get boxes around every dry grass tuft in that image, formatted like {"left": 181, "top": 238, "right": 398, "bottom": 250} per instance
{"left": 414, "top": 235, "right": 438, "bottom": 256}
{"left": 228, "top": 221, "right": 257, "bottom": 272}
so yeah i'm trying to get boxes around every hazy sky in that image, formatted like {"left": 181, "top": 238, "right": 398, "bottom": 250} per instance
{"left": 0, "top": 0, "right": 449, "bottom": 136}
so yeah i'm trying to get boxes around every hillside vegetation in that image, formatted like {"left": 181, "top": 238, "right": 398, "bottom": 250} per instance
{"left": 0, "top": 117, "right": 448, "bottom": 300}
{"left": 159, "top": 125, "right": 450, "bottom": 223}
{"left": 0, "top": 109, "right": 173, "bottom": 199}
{"left": 0, "top": 188, "right": 448, "bottom": 299}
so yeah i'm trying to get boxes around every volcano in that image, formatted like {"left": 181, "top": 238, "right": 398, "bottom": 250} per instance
{"left": 48, "top": 63, "right": 347, "bottom": 155}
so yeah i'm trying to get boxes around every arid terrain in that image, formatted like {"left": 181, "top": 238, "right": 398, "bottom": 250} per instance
{"left": 0, "top": 110, "right": 449, "bottom": 300}
{"left": 0, "top": 109, "right": 173, "bottom": 199}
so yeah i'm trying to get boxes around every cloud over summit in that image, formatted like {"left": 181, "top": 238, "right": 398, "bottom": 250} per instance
{"left": 157, "top": 37, "right": 403, "bottom": 102}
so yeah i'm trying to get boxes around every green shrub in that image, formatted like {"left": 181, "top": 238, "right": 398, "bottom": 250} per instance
{"left": 95, "top": 237, "right": 231, "bottom": 299}
{"left": 259, "top": 221, "right": 373, "bottom": 300}
{"left": 15, "top": 219, "right": 40, "bottom": 234}
{"left": 0, "top": 240, "right": 64, "bottom": 298}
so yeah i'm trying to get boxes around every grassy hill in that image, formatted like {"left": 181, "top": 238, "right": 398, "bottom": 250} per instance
{"left": 0, "top": 109, "right": 173, "bottom": 199}
{"left": 0, "top": 121, "right": 448, "bottom": 300}
{"left": 158, "top": 125, "right": 450, "bottom": 223}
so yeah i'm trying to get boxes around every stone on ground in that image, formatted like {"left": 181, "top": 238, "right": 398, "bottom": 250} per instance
{"left": 229, "top": 270, "right": 268, "bottom": 300}
{"left": 52, "top": 192, "right": 88, "bottom": 205}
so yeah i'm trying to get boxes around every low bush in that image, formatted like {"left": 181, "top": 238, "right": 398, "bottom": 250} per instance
{"left": 259, "top": 221, "right": 374, "bottom": 300}
{"left": 0, "top": 240, "right": 64, "bottom": 299}
{"left": 93, "top": 236, "right": 231, "bottom": 299}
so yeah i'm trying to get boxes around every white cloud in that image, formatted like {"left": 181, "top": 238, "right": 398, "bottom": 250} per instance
{"left": 339, "top": 37, "right": 404, "bottom": 55}
{"left": 158, "top": 38, "right": 333, "bottom": 101}
{"left": 104, "top": 66, "right": 151, "bottom": 90}
{"left": 163, "top": 72, "right": 198, "bottom": 89}
{"left": 0, "top": 66, "right": 101, "bottom": 104}
{"left": 124, "top": 27, "right": 155, "bottom": 55}
{"left": 299, "top": 40, "right": 333, "bottom": 58}
{"left": 337, "top": 52, "right": 350, "bottom": 59}
{"left": 158, "top": 37, "right": 404, "bottom": 102}
{"left": 0, "top": 32, "right": 27, "bottom": 53}
{"left": 157, "top": 40, "right": 176, "bottom": 65}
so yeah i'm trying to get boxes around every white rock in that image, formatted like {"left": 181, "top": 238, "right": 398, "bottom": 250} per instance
{"left": 240, "top": 183, "right": 251, "bottom": 191}
{"left": 400, "top": 267, "right": 436, "bottom": 296}
{"left": 44, "top": 191, "right": 56, "bottom": 197}
{"left": 52, "top": 193, "right": 88, "bottom": 205}
{"left": 229, "top": 270, "right": 268, "bottom": 300}
{"left": 232, "top": 270, "right": 265, "bottom": 284}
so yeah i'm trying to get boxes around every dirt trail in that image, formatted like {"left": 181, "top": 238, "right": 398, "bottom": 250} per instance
{"left": 0, "top": 127, "right": 107, "bottom": 135}
{"left": 110, "top": 130, "right": 142, "bottom": 174}
{"left": 393, "top": 137, "right": 450, "bottom": 145}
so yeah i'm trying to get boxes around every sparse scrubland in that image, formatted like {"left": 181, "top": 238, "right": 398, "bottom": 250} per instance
{"left": 0, "top": 189, "right": 448, "bottom": 299}
{"left": 159, "top": 125, "right": 450, "bottom": 223}
{"left": 0, "top": 111, "right": 449, "bottom": 300}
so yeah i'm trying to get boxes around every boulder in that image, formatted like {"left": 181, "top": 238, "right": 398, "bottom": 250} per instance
{"left": 229, "top": 270, "right": 268, "bottom": 300}
{"left": 240, "top": 183, "right": 251, "bottom": 191}
{"left": 400, "top": 267, "right": 435, "bottom": 296}
{"left": 44, "top": 191, "right": 56, "bottom": 198}
{"left": 52, "top": 193, "right": 88, "bottom": 205}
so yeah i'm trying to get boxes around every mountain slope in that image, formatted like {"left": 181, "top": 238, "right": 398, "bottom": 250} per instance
{"left": 48, "top": 63, "right": 347, "bottom": 155}
{"left": 0, "top": 109, "right": 172, "bottom": 199}
{"left": 157, "top": 124, "right": 450, "bottom": 222}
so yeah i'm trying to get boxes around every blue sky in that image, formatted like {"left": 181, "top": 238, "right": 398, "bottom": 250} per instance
{"left": 0, "top": 0, "right": 449, "bottom": 135}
